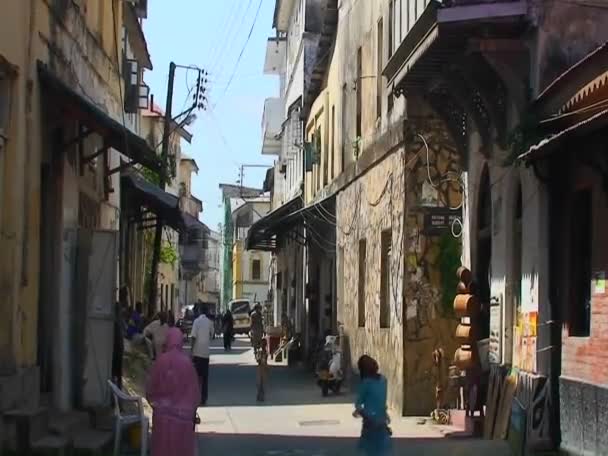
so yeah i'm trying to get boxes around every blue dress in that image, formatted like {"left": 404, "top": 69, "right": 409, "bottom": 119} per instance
{"left": 356, "top": 376, "right": 392, "bottom": 455}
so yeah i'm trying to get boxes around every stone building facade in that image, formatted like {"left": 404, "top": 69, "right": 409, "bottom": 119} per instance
{"left": 382, "top": 0, "right": 608, "bottom": 452}
{"left": 336, "top": 112, "right": 463, "bottom": 414}
{"left": 297, "top": 0, "right": 466, "bottom": 415}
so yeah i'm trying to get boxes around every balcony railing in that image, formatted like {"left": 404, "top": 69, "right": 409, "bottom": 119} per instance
{"left": 383, "top": 0, "right": 527, "bottom": 89}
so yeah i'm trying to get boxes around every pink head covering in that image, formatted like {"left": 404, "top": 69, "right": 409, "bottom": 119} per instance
{"left": 147, "top": 327, "right": 199, "bottom": 411}
{"left": 146, "top": 327, "right": 200, "bottom": 456}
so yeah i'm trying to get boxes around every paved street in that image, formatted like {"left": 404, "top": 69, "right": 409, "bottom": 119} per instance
{"left": 194, "top": 337, "right": 512, "bottom": 456}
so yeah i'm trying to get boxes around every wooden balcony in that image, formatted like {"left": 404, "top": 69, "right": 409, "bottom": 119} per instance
{"left": 383, "top": 0, "right": 528, "bottom": 94}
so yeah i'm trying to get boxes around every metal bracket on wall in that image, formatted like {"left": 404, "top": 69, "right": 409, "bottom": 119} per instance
{"left": 64, "top": 127, "right": 94, "bottom": 151}
{"left": 108, "top": 161, "right": 137, "bottom": 175}
{"left": 81, "top": 144, "right": 108, "bottom": 164}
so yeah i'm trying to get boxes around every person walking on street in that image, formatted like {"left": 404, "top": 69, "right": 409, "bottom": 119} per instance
{"left": 144, "top": 311, "right": 170, "bottom": 360}
{"left": 250, "top": 303, "right": 264, "bottom": 351}
{"left": 353, "top": 355, "right": 392, "bottom": 456}
{"left": 147, "top": 328, "right": 200, "bottom": 456}
{"left": 126, "top": 302, "right": 144, "bottom": 341}
{"left": 222, "top": 310, "right": 234, "bottom": 351}
{"left": 191, "top": 309, "right": 214, "bottom": 406}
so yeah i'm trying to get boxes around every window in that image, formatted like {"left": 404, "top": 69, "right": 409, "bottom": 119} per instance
{"left": 341, "top": 84, "right": 348, "bottom": 171}
{"left": 252, "top": 259, "right": 262, "bottom": 280}
{"left": 331, "top": 105, "right": 335, "bottom": 180}
{"left": 380, "top": 230, "right": 392, "bottom": 328}
{"left": 356, "top": 47, "right": 362, "bottom": 140}
{"left": 399, "top": 0, "right": 403, "bottom": 41}
{"left": 170, "top": 284, "right": 175, "bottom": 312}
{"left": 377, "top": 19, "right": 384, "bottom": 120}
{"left": 358, "top": 239, "right": 367, "bottom": 327}
{"left": 0, "top": 68, "right": 13, "bottom": 149}
{"left": 164, "top": 284, "right": 169, "bottom": 312}
{"left": 338, "top": 246, "right": 344, "bottom": 321}
{"left": 316, "top": 126, "right": 322, "bottom": 191}
{"left": 569, "top": 188, "right": 592, "bottom": 337}
{"left": 323, "top": 122, "right": 329, "bottom": 186}
{"left": 388, "top": 0, "right": 394, "bottom": 57}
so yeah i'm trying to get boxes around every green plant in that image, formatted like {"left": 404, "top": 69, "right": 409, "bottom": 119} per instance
{"left": 438, "top": 232, "right": 461, "bottom": 317}
{"left": 160, "top": 242, "right": 178, "bottom": 266}
{"left": 140, "top": 166, "right": 161, "bottom": 185}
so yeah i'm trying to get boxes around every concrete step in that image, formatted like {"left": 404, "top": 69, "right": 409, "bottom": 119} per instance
{"left": 48, "top": 411, "right": 91, "bottom": 438}
{"left": 3, "top": 406, "right": 49, "bottom": 452}
{"left": 30, "top": 434, "right": 70, "bottom": 456}
{"left": 88, "top": 406, "right": 115, "bottom": 432}
{"left": 73, "top": 429, "right": 113, "bottom": 455}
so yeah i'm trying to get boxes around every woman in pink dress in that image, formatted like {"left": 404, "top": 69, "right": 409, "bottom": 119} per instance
{"left": 147, "top": 327, "right": 200, "bottom": 456}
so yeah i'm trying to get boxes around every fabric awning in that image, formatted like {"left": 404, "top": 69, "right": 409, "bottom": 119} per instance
{"left": 38, "top": 62, "right": 163, "bottom": 174}
{"left": 519, "top": 108, "right": 608, "bottom": 163}
{"left": 245, "top": 195, "right": 303, "bottom": 251}
{"left": 121, "top": 173, "right": 185, "bottom": 232}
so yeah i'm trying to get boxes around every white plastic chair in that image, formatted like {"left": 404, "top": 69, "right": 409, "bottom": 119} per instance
{"left": 107, "top": 380, "right": 149, "bottom": 456}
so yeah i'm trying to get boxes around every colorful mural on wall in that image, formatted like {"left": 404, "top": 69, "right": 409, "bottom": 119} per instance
{"left": 514, "top": 272, "right": 537, "bottom": 371}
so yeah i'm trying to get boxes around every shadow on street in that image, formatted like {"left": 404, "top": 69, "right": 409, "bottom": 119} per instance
{"left": 196, "top": 432, "right": 512, "bottom": 456}
{"left": 206, "top": 337, "right": 353, "bottom": 407}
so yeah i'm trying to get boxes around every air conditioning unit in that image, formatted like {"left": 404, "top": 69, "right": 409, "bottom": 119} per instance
{"left": 123, "top": 57, "right": 149, "bottom": 113}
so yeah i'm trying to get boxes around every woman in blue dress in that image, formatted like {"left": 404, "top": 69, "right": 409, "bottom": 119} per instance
{"left": 353, "top": 355, "right": 392, "bottom": 455}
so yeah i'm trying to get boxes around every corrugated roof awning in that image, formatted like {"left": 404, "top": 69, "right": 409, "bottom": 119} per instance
{"left": 245, "top": 196, "right": 303, "bottom": 251}
{"left": 519, "top": 108, "right": 608, "bottom": 162}
{"left": 184, "top": 212, "right": 210, "bottom": 234}
{"left": 121, "top": 173, "right": 185, "bottom": 232}
{"left": 38, "top": 62, "right": 163, "bottom": 174}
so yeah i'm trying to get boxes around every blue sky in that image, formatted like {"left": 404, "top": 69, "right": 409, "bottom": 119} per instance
{"left": 144, "top": 0, "right": 277, "bottom": 231}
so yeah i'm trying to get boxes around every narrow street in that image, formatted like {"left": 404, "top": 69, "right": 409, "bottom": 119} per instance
{"left": 193, "top": 337, "right": 511, "bottom": 456}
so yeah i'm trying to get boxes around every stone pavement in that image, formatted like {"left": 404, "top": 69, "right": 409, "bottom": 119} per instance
{"left": 193, "top": 337, "right": 512, "bottom": 456}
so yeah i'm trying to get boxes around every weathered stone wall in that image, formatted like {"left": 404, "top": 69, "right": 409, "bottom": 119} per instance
{"left": 337, "top": 144, "right": 406, "bottom": 413}
{"left": 337, "top": 115, "right": 463, "bottom": 415}
{"left": 401, "top": 118, "right": 462, "bottom": 415}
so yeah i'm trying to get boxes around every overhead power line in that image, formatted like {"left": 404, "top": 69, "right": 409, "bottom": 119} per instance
{"left": 215, "top": 0, "right": 264, "bottom": 105}
{"left": 215, "top": 0, "right": 255, "bottom": 78}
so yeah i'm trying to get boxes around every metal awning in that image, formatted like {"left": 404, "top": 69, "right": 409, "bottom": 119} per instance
{"left": 519, "top": 108, "right": 608, "bottom": 162}
{"left": 245, "top": 196, "right": 303, "bottom": 251}
{"left": 38, "top": 62, "right": 163, "bottom": 174}
{"left": 121, "top": 173, "right": 185, "bottom": 231}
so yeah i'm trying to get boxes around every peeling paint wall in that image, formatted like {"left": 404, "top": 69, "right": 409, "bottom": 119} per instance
{"left": 533, "top": 1, "right": 608, "bottom": 95}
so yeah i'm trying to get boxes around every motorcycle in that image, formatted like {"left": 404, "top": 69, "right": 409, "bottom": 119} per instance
{"left": 315, "top": 335, "right": 343, "bottom": 397}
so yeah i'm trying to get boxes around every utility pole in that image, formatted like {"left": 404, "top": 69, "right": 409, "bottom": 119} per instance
{"left": 149, "top": 62, "right": 176, "bottom": 311}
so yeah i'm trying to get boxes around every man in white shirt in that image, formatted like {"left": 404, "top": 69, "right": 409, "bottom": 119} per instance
{"left": 143, "top": 312, "right": 169, "bottom": 360}
{"left": 191, "top": 308, "right": 214, "bottom": 405}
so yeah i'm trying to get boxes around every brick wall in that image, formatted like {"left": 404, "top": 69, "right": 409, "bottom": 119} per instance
{"left": 562, "top": 295, "right": 608, "bottom": 386}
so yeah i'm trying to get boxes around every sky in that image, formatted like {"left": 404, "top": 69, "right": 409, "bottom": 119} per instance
{"left": 144, "top": 0, "right": 278, "bottom": 231}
